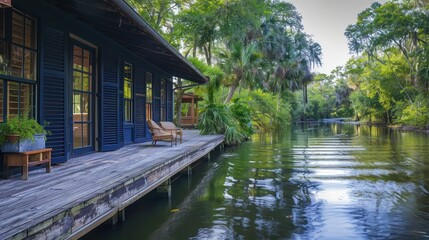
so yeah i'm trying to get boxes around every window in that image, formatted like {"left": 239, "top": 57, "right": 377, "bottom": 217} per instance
{"left": 146, "top": 72, "right": 152, "bottom": 120}
{"left": 7, "top": 81, "right": 33, "bottom": 118}
{"left": 160, "top": 78, "right": 166, "bottom": 121}
{"left": 123, "top": 63, "right": 133, "bottom": 123}
{"left": 0, "top": 9, "right": 37, "bottom": 122}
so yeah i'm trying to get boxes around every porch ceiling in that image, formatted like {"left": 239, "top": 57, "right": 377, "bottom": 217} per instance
{"left": 48, "top": 0, "right": 207, "bottom": 83}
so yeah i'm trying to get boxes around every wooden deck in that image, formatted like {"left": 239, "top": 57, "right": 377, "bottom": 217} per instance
{"left": 0, "top": 130, "right": 224, "bottom": 240}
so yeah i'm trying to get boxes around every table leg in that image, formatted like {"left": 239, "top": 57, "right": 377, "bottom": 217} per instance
{"left": 22, "top": 156, "right": 28, "bottom": 180}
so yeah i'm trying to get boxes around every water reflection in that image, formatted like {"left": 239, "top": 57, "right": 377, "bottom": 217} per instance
{"left": 85, "top": 123, "right": 429, "bottom": 239}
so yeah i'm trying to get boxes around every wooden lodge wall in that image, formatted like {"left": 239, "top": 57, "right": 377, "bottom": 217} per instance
{"left": 12, "top": 0, "right": 174, "bottom": 164}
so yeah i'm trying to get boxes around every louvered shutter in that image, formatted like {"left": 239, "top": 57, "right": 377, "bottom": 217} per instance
{"left": 41, "top": 27, "right": 67, "bottom": 163}
{"left": 134, "top": 67, "right": 146, "bottom": 142}
{"left": 99, "top": 52, "right": 121, "bottom": 151}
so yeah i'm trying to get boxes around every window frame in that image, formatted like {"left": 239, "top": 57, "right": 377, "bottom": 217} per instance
{"left": 145, "top": 72, "right": 152, "bottom": 120}
{"left": 123, "top": 62, "right": 133, "bottom": 123}
{"left": 160, "top": 78, "right": 166, "bottom": 121}
{"left": 0, "top": 8, "right": 37, "bottom": 122}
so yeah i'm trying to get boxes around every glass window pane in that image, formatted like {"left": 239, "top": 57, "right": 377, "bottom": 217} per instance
{"left": 0, "top": 11, "right": 37, "bottom": 80}
{"left": 0, "top": 40, "right": 9, "bottom": 75}
{"left": 19, "top": 83, "right": 33, "bottom": 116}
{"left": 73, "top": 71, "right": 82, "bottom": 91}
{"left": 82, "top": 73, "right": 90, "bottom": 92}
{"left": 124, "top": 81, "right": 131, "bottom": 99}
{"left": 8, "top": 81, "right": 19, "bottom": 118}
{"left": 11, "top": 44, "right": 23, "bottom": 78}
{"left": 12, "top": 12, "right": 24, "bottom": 45}
{"left": 83, "top": 123, "right": 90, "bottom": 147}
{"left": 73, "top": 123, "right": 83, "bottom": 149}
{"left": 124, "top": 64, "right": 131, "bottom": 79}
{"left": 25, "top": 16, "right": 36, "bottom": 49}
{"left": 82, "top": 93, "right": 90, "bottom": 120}
{"left": 24, "top": 50, "right": 36, "bottom": 80}
{"left": 124, "top": 100, "right": 131, "bottom": 122}
{"left": 73, "top": 92, "right": 82, "bottom": 121}
{"left": 73, "top": 46, "right": 82, "bottom": 71}
{"left": 83, "top": 49, "right": 91, "bottom": 73}
{"left": 146, "top": 72, "right": 152, "bottom": 103}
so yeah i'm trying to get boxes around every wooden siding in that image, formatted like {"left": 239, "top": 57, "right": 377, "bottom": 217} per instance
{"left": 0, "top": 130, "right": 224, "bottom": 240}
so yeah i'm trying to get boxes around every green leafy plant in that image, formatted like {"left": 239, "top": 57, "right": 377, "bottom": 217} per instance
{"left": 229, "top": 98, "right": 253, "bottom": 137}
{"left": 198, "top": 102, "right": 245, "bottom": 145}
{"left": 0, "top": 115, "right": 48, "bottom": 144}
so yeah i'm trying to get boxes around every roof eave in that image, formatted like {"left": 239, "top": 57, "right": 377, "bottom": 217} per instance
{"left": 110, "top": 0, "right": 208, "bottom": 83}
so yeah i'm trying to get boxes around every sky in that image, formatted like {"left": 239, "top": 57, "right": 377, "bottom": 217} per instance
{"left": 286, "top": 0, "right": 387, "bottom": 74}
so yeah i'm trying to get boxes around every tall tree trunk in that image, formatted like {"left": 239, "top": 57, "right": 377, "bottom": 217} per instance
{"left": 224, "top": 79, "right": 240, "bottom": 104}
{"left": 203, "top": 44, "right": 211, "bottom": 66}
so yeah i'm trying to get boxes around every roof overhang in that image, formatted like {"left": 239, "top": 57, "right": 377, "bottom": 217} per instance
{"left": 48, "top": 0, "right": 208, "bottom": 83}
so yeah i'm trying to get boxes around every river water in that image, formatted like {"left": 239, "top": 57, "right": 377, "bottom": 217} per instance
{"left": 84, "top": 123, "right": 429, "bottom": 240}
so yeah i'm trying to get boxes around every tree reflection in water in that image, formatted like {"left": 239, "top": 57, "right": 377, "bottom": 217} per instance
{"left": 84, "top": 123, "right": 429, "bottom": 240}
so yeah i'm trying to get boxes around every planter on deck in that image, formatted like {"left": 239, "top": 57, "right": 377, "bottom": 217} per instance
{"left": 1, "top": 134, "right": 46, "bottom": 152}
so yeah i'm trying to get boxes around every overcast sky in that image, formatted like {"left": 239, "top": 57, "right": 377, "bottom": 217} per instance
{"left": 286, "top": 0, "right": 387, "bottom": 74}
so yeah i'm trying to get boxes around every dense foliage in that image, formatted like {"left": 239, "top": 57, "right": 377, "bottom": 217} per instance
{"left": 293, "top": 0, "right": 429, "bottom": 129}
{"left": 127, "top": 0, "right": 322, "bottom": 144}
{"left": 129, "top": 0, "right": 429, "bottom": 145}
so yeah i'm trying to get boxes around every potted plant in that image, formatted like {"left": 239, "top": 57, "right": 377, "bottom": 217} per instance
{"left": 0, "top": 115, "right": 49, "bottom": 152}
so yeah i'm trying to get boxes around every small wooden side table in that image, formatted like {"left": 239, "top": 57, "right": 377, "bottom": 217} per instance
{"left": 3, "top": 148, "right": 52, "bottom": 180}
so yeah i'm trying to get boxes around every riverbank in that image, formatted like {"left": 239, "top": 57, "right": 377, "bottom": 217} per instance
{"left": 317, "top": 118, "right": 429, "bottom": 134}
{"left": 0, "top": 130, "right": 224, "bottom": 240}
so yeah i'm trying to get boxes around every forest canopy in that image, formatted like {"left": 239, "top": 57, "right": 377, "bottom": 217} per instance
{"left": 127, "top": 0, "right": 429, "bottom": 144}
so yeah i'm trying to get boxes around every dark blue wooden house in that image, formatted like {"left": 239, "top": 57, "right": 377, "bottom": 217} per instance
{"left": 0, "top": 0, "right": 207, "bottom": 163}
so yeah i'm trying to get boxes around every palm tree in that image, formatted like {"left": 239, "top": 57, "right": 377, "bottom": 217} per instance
{"left": 218, "top": 42, "right": 261, "bottom": 104}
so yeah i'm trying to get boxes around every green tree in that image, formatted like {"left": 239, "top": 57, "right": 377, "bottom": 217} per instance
{"left": 218, "top": 42, "right": 261, "bottom": 104}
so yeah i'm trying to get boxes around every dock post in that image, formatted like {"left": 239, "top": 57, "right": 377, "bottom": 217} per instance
{"left": 157, "top": 179, "right": 172, "bottom": 198}
{"left": 207, "top": 152, "right": 211, "bottom": 162}
{"left": 111, "top": 212, "right": 118, "bottom": 226}
{"left": 119, "top": 209, "right": 126, "bottom": 222}
{"left": 180, "top": 165, "right": 192, "bottom": 175}
{"left": 111, "top": 209, "right": 126, "bottom": 225}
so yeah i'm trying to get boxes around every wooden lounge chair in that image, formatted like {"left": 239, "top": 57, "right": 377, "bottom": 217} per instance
{"left": 160, "top": 121, "right": 183, "bottom": 144}
{"left": 147, "top": 119, "right": 176, "bottom": 146}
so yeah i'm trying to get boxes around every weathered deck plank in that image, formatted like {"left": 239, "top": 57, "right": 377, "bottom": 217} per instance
{"left": 0, "top": 130, "right": 223, "bottom": 240}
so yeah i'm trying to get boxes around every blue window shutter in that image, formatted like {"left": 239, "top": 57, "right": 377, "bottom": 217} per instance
{"left": 152, "top": 75, "right": 161, "bottom": 122}
{"left": 167, "top": 80, "right": 173, "bottom": 121}
{"left": 134, "top": 67, "right": 146, "bottom": 142}
{"left": 118, "top": 61, "right": 124, "bottom": 144}
{"left": 41, "top": 26, "right": 67, "bottom": 163}
{"left": 100, "top": 52, "right": 121, "bottom": 151}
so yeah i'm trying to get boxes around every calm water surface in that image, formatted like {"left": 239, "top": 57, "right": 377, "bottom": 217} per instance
{"left": 84, "top": 123, "right": 429, "bottom": 239}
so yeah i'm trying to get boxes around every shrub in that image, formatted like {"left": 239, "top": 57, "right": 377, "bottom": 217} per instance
{"left": 0, "top": 115, "right": 48, "bottom": 144}
{"left": 198, "top": 102, "right": 245, "bottom": 145}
